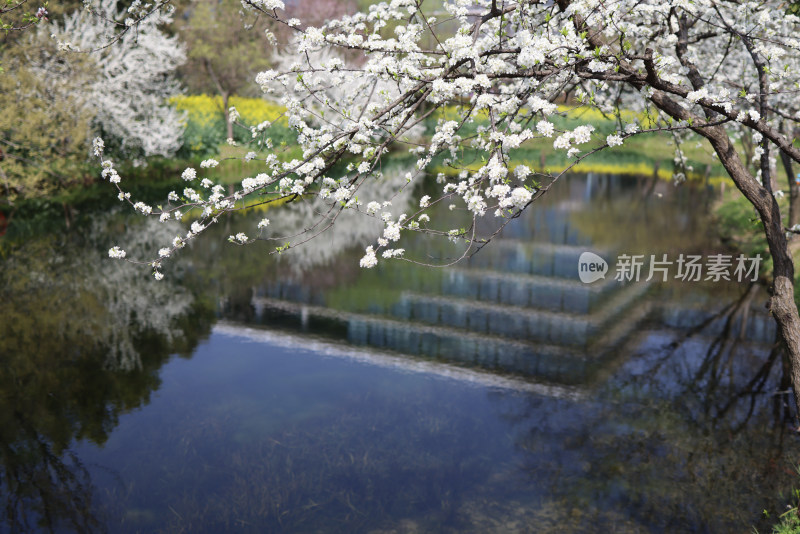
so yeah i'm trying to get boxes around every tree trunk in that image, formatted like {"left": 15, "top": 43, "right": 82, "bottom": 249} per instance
{"left": 560, "top": 6, "right": 800, "bottom": 421}
{"left": 202, "top": 59, "right": 233, "bottom": 142}
{"left": 222, "top": 92, "right": 233, "bottom": 141}
{"left": 706, "top": 129, "right": 800, "bottom": 425}
{"left": 780, "top": 149, "right": 800, "bottom": 230}
{"left": 650, "top": 90, "right": 800, "bottom": 424}
{"left": 780, "top": 119, "right": 800, "bottom": 230}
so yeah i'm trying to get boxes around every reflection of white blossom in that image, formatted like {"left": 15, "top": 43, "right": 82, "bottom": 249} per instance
{"left": 84, "top": 212, "right": 194, "bottom": 370}
{"left": 262, "top": 165, "right": 416, "bottom": 272}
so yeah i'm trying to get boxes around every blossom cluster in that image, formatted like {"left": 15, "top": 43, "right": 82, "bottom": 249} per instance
{"left": 99, "top": 0, "right": 800, "bottom": 278}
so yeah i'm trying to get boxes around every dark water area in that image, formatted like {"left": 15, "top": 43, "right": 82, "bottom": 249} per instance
{"left": 0, "top": 170, "right": 798, "bottom": 533}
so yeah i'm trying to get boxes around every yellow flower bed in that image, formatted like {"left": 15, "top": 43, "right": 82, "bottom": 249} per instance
{"left": 170, "top": 94, "right": 288, "bottom": 127}
{"left": 429, "top": 103, "right": 646, "bottom": 124}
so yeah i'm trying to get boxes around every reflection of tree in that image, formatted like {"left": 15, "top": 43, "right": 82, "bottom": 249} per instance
{"left": 180, "top": 164, "right": 417, "bottom": 325}
{"left": 490, "top": 283, "right": 797, "bottom": 532}
{"left": 83, "top": 213, "right": 199, "bottom": 370}
{"left": 0, "top": 213, "right": 214, "bottom": 532}
{"left": 668, "top": 283, "right": 792, "bottom": 429}
{"left": 1, "top": 415, "right": 97, "bottom": 533}
{"left": 261, "top": 163, "right": 417, "bottom": 274}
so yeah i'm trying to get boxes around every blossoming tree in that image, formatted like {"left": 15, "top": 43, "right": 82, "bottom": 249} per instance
{"left": 54, "top": 0, "right": 186, "bottom": 158}
{"left": 101, "top": 0, "right": 800, "bottom": 418}
{"left": 0, "top": 0, "right": 184, "bottom": 203}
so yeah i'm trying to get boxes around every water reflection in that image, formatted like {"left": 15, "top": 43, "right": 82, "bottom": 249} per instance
{"left": 1, "top": 172, "right": 797, "bottom": 533}
{"left": 164, "top": 172, "right": 794, "bottom": 531}
{"left": 0, "top": 212, "right": 213, "bottom": 532}
{"left": 219, "top": 174, "right": 776, "bottom": 388}
{"left": 488, "top": 288, "right": 793, "bottom": 532}
{"left": 184, "top": 163, "right": 419, "bottom": 324}
{"left": 257, "top": 164, "right": 418, "bottom": 274}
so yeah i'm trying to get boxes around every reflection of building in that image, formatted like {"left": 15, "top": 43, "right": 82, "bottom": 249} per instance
{"left": 237, "top": 174, "right": 775, "bottom": 386}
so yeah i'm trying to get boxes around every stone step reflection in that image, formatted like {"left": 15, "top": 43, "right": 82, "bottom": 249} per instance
{"left": 236, "top": 173, "right": 777, "bottom": 388}
{"left": 251, "top": 297, "right": 607, "bottom": 384}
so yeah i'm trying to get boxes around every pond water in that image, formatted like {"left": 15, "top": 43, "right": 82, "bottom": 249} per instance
{"left": 1, "top": 170, "right": 798, "bottom": 533}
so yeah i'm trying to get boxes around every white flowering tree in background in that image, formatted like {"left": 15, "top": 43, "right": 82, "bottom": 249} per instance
{"left": 101, "top": 0, "right": 800, "bottom": 418}
{"left": 0, "top": 0, "right": 184, "bottom": 202}
{"left": 51, "top": 0, "right": 185, "bottom": 158}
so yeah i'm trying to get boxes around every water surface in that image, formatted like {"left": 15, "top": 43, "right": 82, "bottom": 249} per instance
{"left": 1, "top": 172, "right": 797, "bottom": 533}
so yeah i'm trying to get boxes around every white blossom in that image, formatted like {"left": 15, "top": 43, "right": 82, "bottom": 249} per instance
{"left": 383, "top": 222, "right": 402, "bottom": 242}
{"left": 248, "top": 0, "right": 285, "bottom": 12}
{"left": 182, "top": 168, "right": 197, "bottom": 181}
{"left": 510, "top": 187, "right": 532, "bottom": 208}
{"left": 624, "top": 123, "right": 640, "bottom": 135}
{"left": 53, "top": 1, "right": 185, "bottom": 157}
{"left": 92, "top": 137, "right": 105, "bottom": 156}
{"left": 536, "top": 121, "right": 555, "bottom": 137}
{"left": 99, "top": 0, "right": 800, "bottom": 293}
{"left": 572, "top": 125, "right": 595, "bottom": 144}
{"left": 133, "top": 202, "right": 152, "bottom": 215}
{"left": 514, "top": 165, "right": 531, "bottom": 179}
{"left": 229, "top": 107, "right": 241, "bottom": 124}
{"left": 554, "top": 134, "right": 572, "bottom": 150}
{"left": 360, "top": 246, "right": 378, "bottom": 268}
{"left": 108, "top": 246, "right": 126, "bottom": 259}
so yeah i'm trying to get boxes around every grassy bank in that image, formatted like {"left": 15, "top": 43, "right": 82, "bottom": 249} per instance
{"left": 714, "top": 190, "right": 800, "bottom": 303}
{"left": 770, "top": 508, "right": 800, "bottom": 534}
